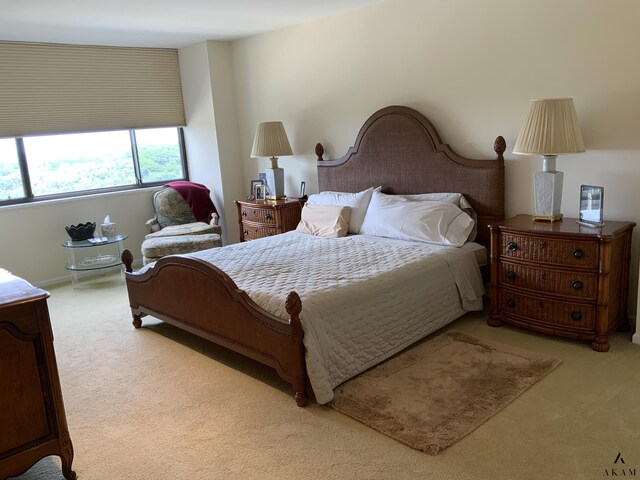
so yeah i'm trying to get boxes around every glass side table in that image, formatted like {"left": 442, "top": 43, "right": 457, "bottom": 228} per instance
{"left": 61, "top": 234, "right": 128, "bottom": 288}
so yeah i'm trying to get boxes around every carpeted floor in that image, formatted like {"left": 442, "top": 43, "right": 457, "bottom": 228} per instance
{"left": 10, "top": 272, "right": 640, "bottom": 479}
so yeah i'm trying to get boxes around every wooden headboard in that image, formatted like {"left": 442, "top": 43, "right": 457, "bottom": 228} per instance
{"left": 316, "top": 105, "right": 505, "bottom": 247}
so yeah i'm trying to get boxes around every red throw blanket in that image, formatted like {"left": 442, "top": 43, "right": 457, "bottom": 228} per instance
{"left": 165, "top": 181, "right": 217, "bottom": 223}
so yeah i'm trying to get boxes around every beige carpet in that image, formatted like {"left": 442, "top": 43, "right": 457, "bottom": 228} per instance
{"left": 10, "top": 273, "right": 640, "bottom": 479}
{"left": 330, "top": 331, "right": 561, "bottom": 454}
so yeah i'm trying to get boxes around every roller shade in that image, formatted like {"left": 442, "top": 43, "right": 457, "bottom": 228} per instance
{"left": 0, "top": 42, "right": 186, "bottom": 138}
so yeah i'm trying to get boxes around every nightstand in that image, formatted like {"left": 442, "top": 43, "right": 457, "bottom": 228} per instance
{"left": 488, "top": 214, "right": 635, "bottom": 352}
{"left": 236, "top": 198, "right": 303, "bottom": 242}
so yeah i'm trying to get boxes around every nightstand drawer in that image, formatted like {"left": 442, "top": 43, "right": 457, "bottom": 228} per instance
{"left": 239, "top": 205, "right": 277, "bottom": 225}
{"left": 498, "top": 290, "right": 596, "bottom": 331}
{"left": 499, "top": 261, "right": 597, "bottom": 301}
{"left": 500, "top": 233, "right": 598, "bottom": 269}
{"left": 242, "top": 224, "right": 278, "bottom": 241}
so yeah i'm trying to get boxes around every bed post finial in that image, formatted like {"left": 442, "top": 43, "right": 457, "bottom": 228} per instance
{"left": 285, "top": 291, "right": 303, "bottom": 332}
{"left": 315, "top": 143, "right": 325, "bottom": 161}
{"left": 494, "top": 136, "right": 506, "bottom": 161}
{"left": 121, "top": 249, "right": 134, "bottom": 273}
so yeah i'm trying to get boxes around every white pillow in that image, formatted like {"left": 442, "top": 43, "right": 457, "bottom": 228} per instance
{"left": 397, "top": 192, "right": 478, "bottom": 241}
{"left": 359, "top": 191, "right": 474, "bottom": 246}
{"left": 306, "top": 186, "right": 380, "bottom": 234}
{"left": 296, "top": 204, "right": 351, "bottom": 238}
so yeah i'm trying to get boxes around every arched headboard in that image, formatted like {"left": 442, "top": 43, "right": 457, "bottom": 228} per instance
{"left": 316, "top": 105, "right": 505, "bottom": 247}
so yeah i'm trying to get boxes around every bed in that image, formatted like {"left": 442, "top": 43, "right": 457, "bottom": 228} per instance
{"left": 121, "top": 105, "right": 505, "bottom": 407}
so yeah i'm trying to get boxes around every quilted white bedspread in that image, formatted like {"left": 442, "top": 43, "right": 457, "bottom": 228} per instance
{"left": 144, "top": 232, "right": 485, "bottom": 404}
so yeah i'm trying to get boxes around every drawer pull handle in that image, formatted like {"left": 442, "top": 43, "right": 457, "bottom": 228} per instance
{"left": 265, "top": 214, "right": 273, "bottom": 221}
{"left": 243, "top": 230, "right": 248, "bottom": 236}
{"left": 540, "top": 240, "right": 547, "bottom": 248}
{"left": 571, "top": 311, "right": 583, "bottom": 321}
{"left": 507, "top": 270, "right": 516, "bottom": 280}
{"left": 539, "top": 272, "right": 546, "bottom": 280}
{"left": 241, "top": 211, "right": 247, "bottom": 217}
{"left": 573, "top": 248, "right": 585, "bottom": 259}
{"left": 507, "top": 241, "right": 517, "bottom": 252}
{"left": 572, "top": 280, "right": 583, "bottom": 290}
{"left": 506, "top": 298, "right": 516, "bottom": 308}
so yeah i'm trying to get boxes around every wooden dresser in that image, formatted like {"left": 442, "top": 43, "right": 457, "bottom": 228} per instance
{"left": 236, "top": 198, "right": 303, "bottom": 242}
{"left": 0, "top": 270, "right": 76, "bottom": 480}
{"left": 488, "top": 215, "right": 635, "bottom": 352}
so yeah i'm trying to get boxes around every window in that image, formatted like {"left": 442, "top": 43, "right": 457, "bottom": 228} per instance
{"left": 135, "top": 128, "right": 185, "bottom": 183}
{"left": 0, "top": 127, "right": 187, "bottom": 205}
{"left": 0, "top": 138, "right": 23, "bottom": 201}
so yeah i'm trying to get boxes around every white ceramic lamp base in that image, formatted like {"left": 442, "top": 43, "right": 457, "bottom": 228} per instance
{"left": 533, "top": 170, "right": 563, "bottom": 222}
{"left": 265, "top": 167, "right": 285, "bottom": 199}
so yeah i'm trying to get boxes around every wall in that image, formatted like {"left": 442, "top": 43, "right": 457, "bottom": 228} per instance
{"left": 230, "top": 0, "right": 640, "bottom": 332}
{"left": 179, "top": 40, "right": 244, "bottom": 244}
{"left": 0, "top": 189, "right": 154, "bottom": 286}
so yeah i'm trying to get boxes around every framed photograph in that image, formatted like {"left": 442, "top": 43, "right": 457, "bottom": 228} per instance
{"left": 299, "top": 181, "right": 306, "bottom": 198}
{"left": 259, "top": 172, "right": 270, "bottom": 196}
{"left": 578, "top": 185, "right": 604, "bottom": 227}
{"left": 254, "top": 183, "right": 267, "bottom": 201}
{"left": 250, "top": 179, "right": 263, "bottom": 196}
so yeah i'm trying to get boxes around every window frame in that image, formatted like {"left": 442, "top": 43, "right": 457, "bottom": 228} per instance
{"left": 0, "top": 128, "right": 188, "bottom": 207}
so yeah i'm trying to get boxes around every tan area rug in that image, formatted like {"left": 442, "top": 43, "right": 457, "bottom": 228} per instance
{"left": 330, "top": 330, "right": 561, "bottom": 455}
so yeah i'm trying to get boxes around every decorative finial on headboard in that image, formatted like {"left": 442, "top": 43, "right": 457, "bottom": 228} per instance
{"left": 494, "top": 136, "right": 506, "bottom": 161}
{"left": 315, "top": 143, "right": 325, "bottom": 161}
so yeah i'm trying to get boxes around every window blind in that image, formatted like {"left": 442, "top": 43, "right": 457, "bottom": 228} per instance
{"left": 0, "top": 42, "right": 186, "bottom": 138}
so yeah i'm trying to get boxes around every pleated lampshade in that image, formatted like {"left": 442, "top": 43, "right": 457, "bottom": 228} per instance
{"left": 251, "top": 122, "right": 293, "bottom": 158}
{"left": 513, "top": 98, "right": 585, "bottom": 155}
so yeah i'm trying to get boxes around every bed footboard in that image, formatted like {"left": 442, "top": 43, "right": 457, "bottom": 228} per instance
{"left": 121, "top": 250, "right": 308, "bottom": 407}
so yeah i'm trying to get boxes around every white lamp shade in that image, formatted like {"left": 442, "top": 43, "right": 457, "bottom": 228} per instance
{"left": 251, "top": 121, "right": 293, "bottom": 157}
{"left": 513, "top": 98, "right": 585, "bottom": 155}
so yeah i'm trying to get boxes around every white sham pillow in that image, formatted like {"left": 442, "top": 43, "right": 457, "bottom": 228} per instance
{"left": 359, "top": 191, "right": 474, "bottom": 246}
{"left": 296, "top": 204, "right": 351, "bottom": 238}
{"left": 397, "top": 192, "right": 478, "bottom": 241}
{"left": 306, "top": 186, "right": 380, "bottom": 234}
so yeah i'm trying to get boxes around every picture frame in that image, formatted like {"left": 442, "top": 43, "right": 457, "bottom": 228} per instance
{"left": 254, "top": 183, "right": 267, "bottom": 201}
{"left": 250, "top": 179, "right": 263, "bottom": 196}
{"left": 299, "top": 181, "right": 306, "bottom": 198}
{"left": 259, "top": 172, "right": 270, "bottom": 196}
{"left": 578, "top": 185, "right": 604, "bottom": 227}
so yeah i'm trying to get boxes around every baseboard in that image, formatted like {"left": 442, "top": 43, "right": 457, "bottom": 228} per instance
{"left": 629, "top": 313, "right": 640, "bottom": 345}
{"left": 35, "top": 257, "right": 144, "bottom": 289}
{"left": 37, "top": 275, "right": 73, "bottom": 289}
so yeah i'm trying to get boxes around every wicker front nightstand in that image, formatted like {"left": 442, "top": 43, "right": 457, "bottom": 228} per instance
{"left": 236, "top": 198, "right": 303, "bottom": 242}
{"left": 488, "top": 214, "right": 635, "bottom": 352}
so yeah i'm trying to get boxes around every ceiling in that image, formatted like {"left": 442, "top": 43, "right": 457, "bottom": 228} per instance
{"left": 0, "top": 0, "right": 383, "bottom": 48}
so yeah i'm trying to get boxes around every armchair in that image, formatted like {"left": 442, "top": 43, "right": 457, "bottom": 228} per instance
{"left": 141, "top": 183, "right": 222, "bottom": 265}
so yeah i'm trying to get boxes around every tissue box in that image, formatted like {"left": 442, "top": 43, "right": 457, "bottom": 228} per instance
{"left": 101, "top": 223, "right": 117, "bottom": 237}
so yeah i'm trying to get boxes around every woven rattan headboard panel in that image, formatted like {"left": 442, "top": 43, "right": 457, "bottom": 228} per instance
{"left": 316, "top": 105, "right": 505, "bottom": 247}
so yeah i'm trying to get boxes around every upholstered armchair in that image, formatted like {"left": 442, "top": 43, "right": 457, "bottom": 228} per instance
{"left": 141, "top": 183, "right": 222, "bottom": 264}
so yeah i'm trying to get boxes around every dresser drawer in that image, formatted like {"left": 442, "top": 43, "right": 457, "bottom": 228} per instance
{"left": 499, "top": 261, "right": 597, "bottom": 301}
{"left": 498, "top": 290, "right": 596, "bottom": 331}
{"left": 241, "top": 223, "right": 278, "bottom": 241}
{"left": 239, "top": 205, "right": 277, "bottom": 225}
{"left": 500, "top": 233, "right": 598, "bottom": 269}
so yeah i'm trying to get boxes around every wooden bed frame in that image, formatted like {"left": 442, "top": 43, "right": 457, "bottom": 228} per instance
{"left": 121, "top": 105, "right": 505, "bottom": 407}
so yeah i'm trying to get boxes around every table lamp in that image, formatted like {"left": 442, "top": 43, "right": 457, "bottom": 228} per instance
{"left": 513, "top": 98, "right": 585, "bottom": 221}
{"left": 251, "top": 121, "right": 293, "bottom": 200}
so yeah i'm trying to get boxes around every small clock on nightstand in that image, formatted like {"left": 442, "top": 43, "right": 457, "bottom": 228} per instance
{"left": 488, "top": 214, "right": 635, "bottom": 352}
